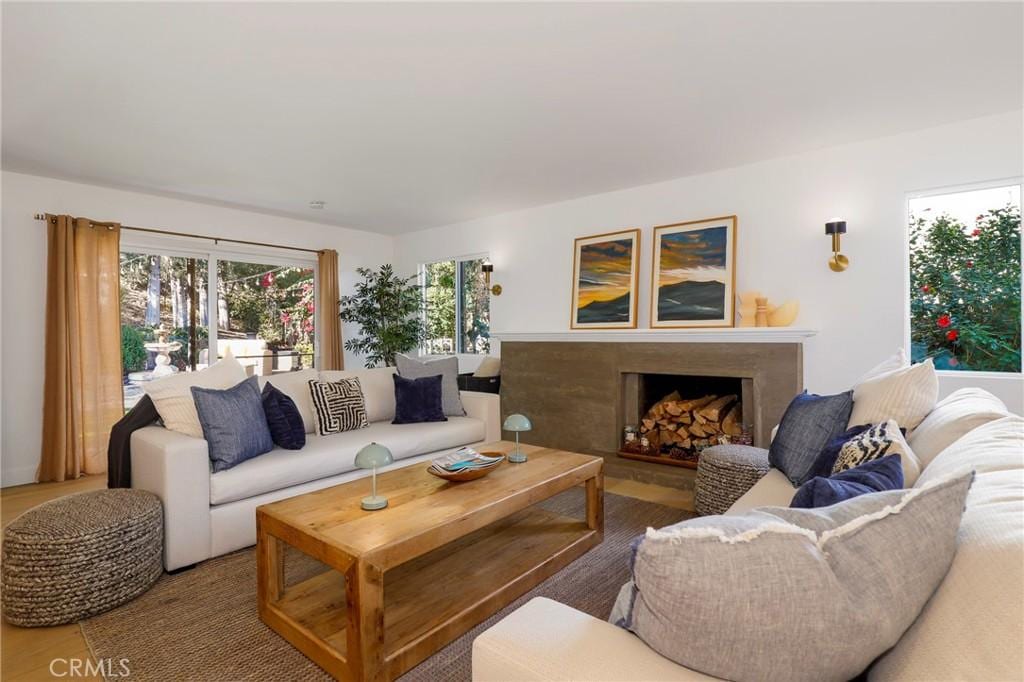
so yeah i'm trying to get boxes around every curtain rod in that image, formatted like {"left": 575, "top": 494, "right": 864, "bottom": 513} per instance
{"left": 33, "top": 213, "right": 323, "bottom": 255}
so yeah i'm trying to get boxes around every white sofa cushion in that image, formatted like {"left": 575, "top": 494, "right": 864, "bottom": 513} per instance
{"left": 321, "top": 367, "right": 396, "bottom": 423}
{"left": 849, "top": 359, "right": 938, "bottom": 431}
{"left": 871, "top": 415, "right": 1024, "bottom": 681}
{"left": 724, "top": 467, "right": 797, "bottom": 516}
{"left": 907, "top": 388, "right": 1009, "bottom": 469}
{"left": 473, "top": 597, "right": 719, "bottom": 682}
{"left": 143, "top": 356, "right": 247, "bottom": 438}
{"left": 258, "top": 369, "right": 319, "bottom": 434}
{"left": 209, "top": 416, "right": 485, "bottom": 505}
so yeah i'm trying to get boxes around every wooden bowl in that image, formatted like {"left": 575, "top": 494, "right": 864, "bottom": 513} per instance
{"left": 427, "top": 452, "right": 505, "bottom": 482}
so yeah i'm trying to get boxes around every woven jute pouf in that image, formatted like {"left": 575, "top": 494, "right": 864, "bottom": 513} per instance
{"left": 694, "top": 445, "right": 771, "bottom": 516}
{"left": 2, "top": 489, "right": 163, "bottom": 627}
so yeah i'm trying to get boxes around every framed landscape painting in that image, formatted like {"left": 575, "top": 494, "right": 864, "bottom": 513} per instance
{"left": 651, "top": 216, "right": 737, "bottom": 328}
{"left": 570, "top": 228, "right": 641, "bottom": 329}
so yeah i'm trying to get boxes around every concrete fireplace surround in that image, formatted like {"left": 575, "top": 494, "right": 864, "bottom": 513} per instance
{"left": 497, "top": 330, "right": 814, "bottom": 482}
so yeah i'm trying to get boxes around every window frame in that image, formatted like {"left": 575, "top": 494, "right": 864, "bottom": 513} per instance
{"left": 419, "top": 252, "right": 490, "bottom": 356}
{"left": 119, "top": 232, "right": 320, "bottom": 368}
{"left": 903, "top": 176, "right": 1023, "bottom": 378}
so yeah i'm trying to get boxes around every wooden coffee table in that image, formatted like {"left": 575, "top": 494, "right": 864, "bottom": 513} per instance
{"left": 256, "top": 441, "right": 603, "bottom": 681}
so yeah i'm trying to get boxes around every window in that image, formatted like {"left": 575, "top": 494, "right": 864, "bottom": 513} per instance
{"left": 217, "top": 259, "right": 316, "bottom": 373}
{"left": 422, "top": 257, "right": 490, "bottom": 355}
{"left": 908, "top": 182, "right": 1021, "bottom": 373}
{"left": 119, "top": 243, "right": 317, "bottom": 411}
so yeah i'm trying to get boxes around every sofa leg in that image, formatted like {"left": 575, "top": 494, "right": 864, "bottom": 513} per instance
{"left": 167, "top": 563, "right": 197, "bottom": 575}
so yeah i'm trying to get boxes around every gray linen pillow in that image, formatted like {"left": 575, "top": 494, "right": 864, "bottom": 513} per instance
{"left": 611, "top": 471, "right": 974, "bottom": 682}
{"left": 191, "top": 376, "right": 274, "bottom": 472}
{"left": 395, "top": 353, "right": 465, "bottom": 416}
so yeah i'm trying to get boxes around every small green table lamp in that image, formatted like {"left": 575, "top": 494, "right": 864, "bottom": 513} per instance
{"left": 355, "top": 442, "right": 394, "bottom": 510}
{"left": 503, "top": 414, "right": 533, "bottom": 463}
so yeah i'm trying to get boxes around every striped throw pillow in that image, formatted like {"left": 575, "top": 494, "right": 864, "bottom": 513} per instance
{"left": 308, "top": 378, "right": 369, "bottom": 435}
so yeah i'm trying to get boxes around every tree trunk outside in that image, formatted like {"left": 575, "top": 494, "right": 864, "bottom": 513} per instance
{"left": 145, "top": 255, "right": 161, "bottom": 325}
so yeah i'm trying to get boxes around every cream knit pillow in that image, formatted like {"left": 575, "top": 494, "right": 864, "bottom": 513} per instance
{"left": 849, "top": 359, "right": 938, "bottom": 432}
{"left": 143, "top": 356, "right": 247, "bottom": 438}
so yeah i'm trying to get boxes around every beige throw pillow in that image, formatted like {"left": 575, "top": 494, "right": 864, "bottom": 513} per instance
{"left": 143, "top": 356, "right": 247, "bottom": 438}
{"left": 858, "top": 348, "right": 908, "bottom": 383}
{"left": 473, "top": 356, "right": 501, "bottom": 378}
{"left": 849, "top": 359, "right": 938, "bottom": 432}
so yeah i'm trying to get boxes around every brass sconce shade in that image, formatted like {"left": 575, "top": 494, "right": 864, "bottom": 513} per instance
{"left": 481, "top": 260, "right": 502, "bottom": 296}
{"left": 825, "top": 221, "right": 849, "bottom": 272}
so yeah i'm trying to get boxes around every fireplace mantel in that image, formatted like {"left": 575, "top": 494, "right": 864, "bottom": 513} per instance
{"left": 493, "top": 328, "right": 817, "bottom": 344}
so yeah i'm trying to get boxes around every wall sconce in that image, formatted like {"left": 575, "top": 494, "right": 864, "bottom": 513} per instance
{"left": 481, "top": 260, "right": 502, "bottom": 296}
{"left": 825, "top": 220, "right": 849, "bottom": 272}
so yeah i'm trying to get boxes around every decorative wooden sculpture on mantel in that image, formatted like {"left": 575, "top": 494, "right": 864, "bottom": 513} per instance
{"left": 737, "top": 291, "right": 799, "bottom": 327}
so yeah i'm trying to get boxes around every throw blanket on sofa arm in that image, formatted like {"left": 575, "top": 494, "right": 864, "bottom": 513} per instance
{"left": 107, "top": 394, "right": 160, "bottom": 488}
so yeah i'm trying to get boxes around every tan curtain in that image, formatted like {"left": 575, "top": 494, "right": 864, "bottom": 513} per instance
{"left": 38, "top": 215, "right": 123, "bottom": 482}
{"left": 317, "top": 248, "right": 344, "bottom": 370}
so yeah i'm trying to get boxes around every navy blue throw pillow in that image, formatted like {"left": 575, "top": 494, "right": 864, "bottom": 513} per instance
{"left": 392, "top": 373, "right": 447, "bottom": 424}
{"left": 262, "top": 382, "right": 306, "bottom": 450}
{"left": 191, "top": 376, "right": 274, "bottom": 472}
{"left": 790, "top": 454, "right": 904, "bottom": 509}
{"left": 804, "top": 424, "right": 873, "bottom": 481}
{"left": 768, "top": 390, "right": 854, "bottom": 486}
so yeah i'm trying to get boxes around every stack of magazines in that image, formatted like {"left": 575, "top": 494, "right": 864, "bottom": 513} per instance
{"left": 428, "top": 447, "right": 504, "bottom": 476}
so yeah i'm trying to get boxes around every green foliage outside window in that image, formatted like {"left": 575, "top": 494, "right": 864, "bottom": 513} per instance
{"left": 909, "top": 204, "right": 1021, "bottom": 372}
{"left": 120, "top": 325, "right": 148, "bottom": 374}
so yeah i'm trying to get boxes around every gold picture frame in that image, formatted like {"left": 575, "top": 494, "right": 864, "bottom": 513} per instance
{"left": 570, "top": 228, "right": 641, "bottom": 329}
{"left": 650, "top": 216, "right": 737, "bottom": 328}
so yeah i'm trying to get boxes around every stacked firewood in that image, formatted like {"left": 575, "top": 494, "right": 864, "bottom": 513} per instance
{"left": 639, "top": 391, "right": 743, "bottom": 452}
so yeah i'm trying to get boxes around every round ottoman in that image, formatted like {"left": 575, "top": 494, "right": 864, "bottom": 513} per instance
{"left": 2, "top": 489, "right": 163, "bottom": 627}
{"left": 694, "top": 445, "right": 771, "bottom": 516}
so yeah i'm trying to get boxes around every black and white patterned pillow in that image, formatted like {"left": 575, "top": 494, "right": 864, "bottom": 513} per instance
{"left": 832, "top": 419, "right": 910, "bottom": 475}
{"left": 308, "top": 378, "right": 369, "bottom": 435}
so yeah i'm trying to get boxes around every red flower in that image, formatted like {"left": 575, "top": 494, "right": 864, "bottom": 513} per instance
{"left": 921, "top": 285, "right": 930, "bottom": 293}
{"left": 306, "top": 302, "right": 315, "bottom": 314}
{"left": 946, "top": 329, "right": 959, "bottom": 342}
{"left": 948, "top": 357, "right": 960, "bottom": 368}
{"left": 937, "top": 314, "right": 951, "bottom": 328}
{"left": 280, "top": 312, "right": 291, "bottom": 325}
{"left": 261, "top": 272, "right": 275, "bottom": 288}
{"left": 972, "top": 228, "right": 981, "bottom": 237}
{"left": 304, "top": 320, "right": 314, "bottom": 332}
{"left": 966, "top": 260, "right": 974, "bottom": 268}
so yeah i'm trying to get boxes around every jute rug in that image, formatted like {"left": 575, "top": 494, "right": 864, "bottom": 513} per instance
{"left": 81, "top": 490, "right": 691, "bottom": 681}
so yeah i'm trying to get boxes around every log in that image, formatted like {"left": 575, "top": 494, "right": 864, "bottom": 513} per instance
{"left": 642, "top": 418, "right": 656, "bottom": 431}
{"left": 698, "top": 394, "right": 737, "bottom": 422}
{"left": 688, "top": 422, "right": 708, "bottom": 438}
{"left": 678, "top": 395, "right": 717, "bottom": 412}
{"left": 722, "top": 403, "right": 743, "bottom": 436}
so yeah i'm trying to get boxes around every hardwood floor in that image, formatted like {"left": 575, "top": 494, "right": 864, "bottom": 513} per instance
{"left": 1, "top": 475, "right": 106, "bottom": 681}
{"left": 0, "top": 472, "right": 691, "bottom": 681}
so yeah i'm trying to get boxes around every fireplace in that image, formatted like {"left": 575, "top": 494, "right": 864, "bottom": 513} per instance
{"left": 620, "top": 373, "right": 749, "bottom": 469}
{"left": 496, "top": 332, "right": 809, "bottom": 486}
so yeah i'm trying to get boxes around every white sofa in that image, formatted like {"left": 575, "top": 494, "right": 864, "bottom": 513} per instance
{"left": 474, "top": 390, "right": 1023, "bottom": 682}
{"left": 132, "top": 366, "right": 501, "bottom": 570}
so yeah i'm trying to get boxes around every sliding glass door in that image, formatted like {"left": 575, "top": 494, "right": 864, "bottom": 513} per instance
{"left": 118, "top": 242, "right": 317, "bottom": 411}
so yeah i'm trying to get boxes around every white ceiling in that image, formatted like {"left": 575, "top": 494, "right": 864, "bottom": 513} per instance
{"left": 3, "top": 2, "right": 1022, "bottom": 234}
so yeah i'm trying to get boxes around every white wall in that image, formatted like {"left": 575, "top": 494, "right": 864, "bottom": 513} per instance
{"left": 1, "top": 171, "right": 394, "bottom": 486}
{"left": 395, "top": 111, "right": 1024, "bottom": 413}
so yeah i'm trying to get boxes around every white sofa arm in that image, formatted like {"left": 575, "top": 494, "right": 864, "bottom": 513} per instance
{"left": 461, "top": 390, "right": 501, "bottom": 444}
{"left": 131, "top": 425, "right": 212, "bottom": 571}
{"left": 472, "top": 597, "right": 719, "bottom": 682}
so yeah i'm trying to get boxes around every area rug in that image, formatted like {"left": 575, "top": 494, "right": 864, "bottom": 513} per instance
{"left": 81, "top": 490, "right": 692, "bottom": 681}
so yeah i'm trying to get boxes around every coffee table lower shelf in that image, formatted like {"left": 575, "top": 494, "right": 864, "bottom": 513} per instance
{"left": 263, "top": 507, "right": 599, "bottom": 680}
